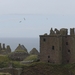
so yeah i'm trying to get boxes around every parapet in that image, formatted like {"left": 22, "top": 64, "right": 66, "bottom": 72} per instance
{"left": 70, "top": 28, "right": 75, "bottom": 35}
{"left": 60, "top": 28, "right": 68, "bottom": 35}
{"left": 50, "top": 28, "right": 68, "bottom": 35}
{"left": 42, "top": 28, "right": 75, "bottom": 36}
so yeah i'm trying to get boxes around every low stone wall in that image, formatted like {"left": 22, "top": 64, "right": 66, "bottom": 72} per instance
{"left": 0, "top": 68, "right": 22, "bottom": 75}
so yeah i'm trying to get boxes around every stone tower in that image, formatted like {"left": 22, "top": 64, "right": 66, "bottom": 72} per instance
{"left": 40, "top": 28, "right": 75, "bottom": 64}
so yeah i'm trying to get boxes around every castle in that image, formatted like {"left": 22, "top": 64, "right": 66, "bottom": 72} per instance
{"left": 40, "top": 28, "right": 75, "bottom": 64}
{"left": 0, "top": 43, "right": 11, "bottom": 54}
{"left": 9, "top": 44, "right": 29, "bottom": 61}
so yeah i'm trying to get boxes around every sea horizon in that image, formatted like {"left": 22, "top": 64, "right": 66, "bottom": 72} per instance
{"left": 0, "top": 37, "right": 39, "bottom": 52}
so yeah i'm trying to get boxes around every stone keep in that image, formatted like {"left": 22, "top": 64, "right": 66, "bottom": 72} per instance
{"left": 40, "top": 28, "right": 75, "bottom": 64}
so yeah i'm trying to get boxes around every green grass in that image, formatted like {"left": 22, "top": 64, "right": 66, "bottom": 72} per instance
{"left": 0, "top": 55, "right": 75, "bottom": 75}
{"left": 0, "top": 55, "right": 10, "bottom": 62}
{"left": 0, "top": 55, "right": 11, "bottom": 68}
{"left": 12, "top": 61, "right": 23, "bottom": 68}
{"left": 14, "top": 50, "right": 27, "bottom": 53}
{"left": 0, "top": 72, "right": 11, "bottom": 75}
{"left": 21, "top": 62, "right": 75, "bottom": 75}
{"left": 24, "top": 55, "right": 38, "bottom": 61}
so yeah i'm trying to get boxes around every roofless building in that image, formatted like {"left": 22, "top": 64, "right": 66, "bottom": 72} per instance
{"left": 40, "top": 28, "right": 75, "bottom": 64}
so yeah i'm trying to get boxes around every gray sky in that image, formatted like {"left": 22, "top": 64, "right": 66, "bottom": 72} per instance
{"left": 0, "top": 0, "right": 75, "bottom": 37}
{"left": 0, "top": 0, "right": 75, "bottom": 15}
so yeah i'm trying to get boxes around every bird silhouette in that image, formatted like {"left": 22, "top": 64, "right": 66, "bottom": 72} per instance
{"left": 19, "top": 21, "right": 22, "bottom": 23}
{"left": 24, "top": 18, "right": 25, "bottom": 20}
{"left": 46, "top": 18, "right": 48, "bottom": 20}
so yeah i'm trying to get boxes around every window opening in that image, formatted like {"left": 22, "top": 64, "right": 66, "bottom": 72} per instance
{"left": 43, "top": 38, "right": 46, "bottom": 42}
{"left": 66, "top": 42, "right": 68, "bottom": 45}
{"left": 52, "top": 46, "right": 54, "bottom": 50}
{"left": 68, "top": 50, "right": 70, "bottom": 52}
{"left": 67, "top": 60, "right": 69, "bottom": 63}
{"left": 48, "top": 56, "right": 50, "bottom": 58}
{"left": 48, "top": 60, "right": 50, "bottom": 63}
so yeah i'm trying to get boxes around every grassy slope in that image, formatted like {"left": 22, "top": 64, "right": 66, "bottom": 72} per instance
{"left": 0, "top": 72, "right": 11, "bottom": 75}
{"left": 21, "top": 62, "right": 75, "bottom": 75}
{"left": 0, "top": 55, "right": 75, "bottom": 75}
{"left": 0, "top": 55, "right": 11, "bottom": 68}
{"left": 24, "top": 55, "right": 38, "bottom": 61}
{"left": 0, "top": 55, "right": 23, "bottom": 68}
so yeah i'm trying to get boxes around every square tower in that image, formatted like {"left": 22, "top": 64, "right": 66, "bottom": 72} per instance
{"left": 40, "top": 28, "right": 75, "bottom": 64}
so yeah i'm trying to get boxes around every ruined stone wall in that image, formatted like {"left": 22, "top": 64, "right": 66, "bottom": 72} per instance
{"left": 0, "top": 43, "right": 11, "bottom": 55}
{"left": 40, "top": 35, "right": 62, "bottom": 64}
{"left": 62, "top": 35, "right": 75, "bottom": 64}
{"left": 9, "top": 52, "right": 29, "bottom": 61}
{"left": 40, "top": 28, "right": 75, "bottom": 64}
{"left": 0, "top": 68, "right": 22, "bottom": 75}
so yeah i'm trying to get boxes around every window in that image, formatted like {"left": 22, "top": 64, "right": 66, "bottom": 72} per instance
{"left": 48, "top": 60, "right": 50, "bottom": 63}
{"left": 66, "top": 42, "right": 68, "bottom": 45}
{"left": 43, "top": 38, "right": 46, "bottom": 42}
{"left": 52, "top": 46, "right": 54, "bottom": 50}
{"left": 68, "top": 50, "right": 70, "bottom": 52}
{"left": 67, "top": 60, "right": 69, "bottom": 63}
{"left": 48, "top": 56, "right": 50, "bottom": 58}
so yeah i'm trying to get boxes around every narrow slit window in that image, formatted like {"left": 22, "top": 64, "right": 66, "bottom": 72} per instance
{"left": 43, "top": 38, "right": 46, "bottom": 42}
{"left": 48, "top": 56, "right": 50, "bottom": 58}
{"left": 48, "top": 60, "right": 50, "bottom": 63}
{"left": 66, "top": 42, "right": 68, "bottom": 45}
{"left": 68, "top": 50, "right": 70, "bottom": 52}
{"left": 52, "top": 46, "right": 54, "bottom": 50}
{"left": 67, "top": 60, "right": 69, "bottom": 63}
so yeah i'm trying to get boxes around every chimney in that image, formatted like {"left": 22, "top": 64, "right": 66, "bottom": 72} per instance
{"left": 7, "top": 45, "right": 11, "bottom": 52}
{"left": 3, "top": 43, "right": 5, "bottom": 50}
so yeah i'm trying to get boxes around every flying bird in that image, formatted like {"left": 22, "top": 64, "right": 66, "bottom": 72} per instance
{"left": 19, "top": 21, "right": 22, "bottom": 23}
{"left": 46, "top": 18, "right": 48, "bottom": 20}
{"left": 24, "top": 18, "right": 26, "bottom": 20}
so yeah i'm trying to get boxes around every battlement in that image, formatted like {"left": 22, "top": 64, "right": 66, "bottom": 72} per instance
{"left": 47, "top": 28, "right": 75, "bottom": 36}
{"left": 40, "top": 27, "right": 75, "bottom": 64}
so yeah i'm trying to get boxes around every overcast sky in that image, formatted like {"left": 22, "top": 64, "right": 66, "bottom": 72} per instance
{"left": 0, "top": 0, "right": 75, "bottom": 15}
{"left": 0, "top": 0, "right": 75, "bottom": 37}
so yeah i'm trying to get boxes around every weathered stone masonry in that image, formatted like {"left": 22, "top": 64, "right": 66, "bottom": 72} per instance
{"left": 40, "top": 28, "right": 75, "bottom": 64}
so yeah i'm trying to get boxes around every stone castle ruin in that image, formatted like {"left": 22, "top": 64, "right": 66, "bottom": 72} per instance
{"left": 9, "top": 44, "right": 29, "bottom": 61}
{"left": 40, "top": 28, "right": 75, "bottom": 64}
{"left": 0, "top": 43, "right": 11, "bottom": 54}
{"left": 30, "top": 48, "right": 39, "bottom": 55}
